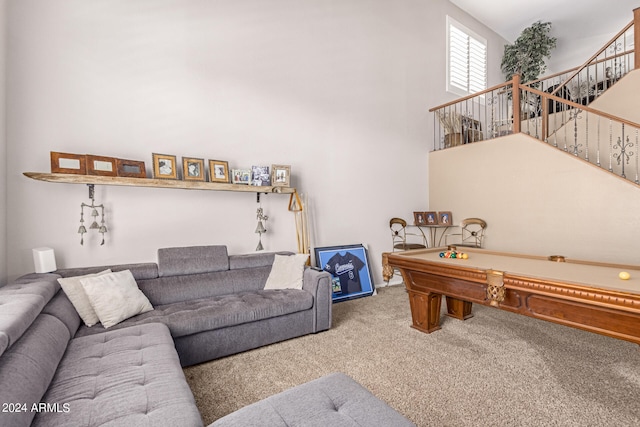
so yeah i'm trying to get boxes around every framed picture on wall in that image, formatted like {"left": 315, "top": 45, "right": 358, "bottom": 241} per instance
{"left": 314, "top": 243, "right": 375, "bottom": 303}
{"left": 116, "top": 159, "right": 146, "bottom": 178}
{"left": 86, "top": 155, "right": 118, "bottom": 177}
{"left": 438, "top": 211, "right": 453, "bottom": 225}
{"left": 231, "top": 169, "right": 251, "bottom": 185}
{"left": 271, "top": 164, "right": 291, "bottom": 187}
{"left": 251, "top": 165, "right": 271, "bottom": 186}
{"left": 209, "top": 160, "right": 230, "bottom": 183}
{"left": 152, "top": 153, "right": 178, "bottom": 179}
{"left": 50, "top": 152, "right": 87, "bottom": 175}
{"left": 425, "top": 211, "right": 438, "bottom": 225}
{"left": 182, "top": 157, "right": 206, "bottom": 181}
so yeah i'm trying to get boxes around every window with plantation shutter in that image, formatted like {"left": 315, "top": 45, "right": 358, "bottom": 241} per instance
{"left": 447, "top": 17, "right": 487, "bottom": 97}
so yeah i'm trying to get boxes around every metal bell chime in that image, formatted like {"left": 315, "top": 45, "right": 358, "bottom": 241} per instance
{"left": 78, "top": 184, "right": 108, "bottom": 245}
{"left": 255, "top": 207, "right": 268, "bottom": 251}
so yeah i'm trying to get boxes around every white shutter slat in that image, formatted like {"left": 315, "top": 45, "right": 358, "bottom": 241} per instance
{"left": 447, "top": 18, "right": 486, "bottom": 96}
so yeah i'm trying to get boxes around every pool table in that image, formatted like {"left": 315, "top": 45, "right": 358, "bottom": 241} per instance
{"left": 387, "top": 248, "right": 640, "bottom": 344}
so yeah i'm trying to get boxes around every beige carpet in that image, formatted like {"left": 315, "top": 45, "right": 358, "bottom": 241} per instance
{"left": 184, "top": 285, "right": 640, "bottom": 426}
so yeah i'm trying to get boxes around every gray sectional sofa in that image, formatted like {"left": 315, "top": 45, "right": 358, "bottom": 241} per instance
{"left": 56, "top": 246, "right": 333, "bottom": 367}
{"left": 0, "top": 245, "right": 414, "bottom": 426}
{"left": 0, "top": 246, "right": 332, "bottom": 426}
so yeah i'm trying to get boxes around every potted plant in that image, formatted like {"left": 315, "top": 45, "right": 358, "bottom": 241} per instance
{"left": 501, "top": 21, "right": 557, "bottom": 83}
{"left": 501, "top": 21, "right": 557, "bottom": 119}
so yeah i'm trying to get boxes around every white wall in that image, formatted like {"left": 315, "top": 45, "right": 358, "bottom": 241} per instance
{"left": 0, "top": 0, "right": 7, "bottom": 286}
{"left": 589, "top": 70, "right": 640, "bottom": 124}
{"left": 430, "top": 133, "right": 640, "bottom": 265}
{"left": 547, "top": 9, "right": 636, "bottom": 74}
{"left": 5, "top": 0, "right": 507, "bottom": 282}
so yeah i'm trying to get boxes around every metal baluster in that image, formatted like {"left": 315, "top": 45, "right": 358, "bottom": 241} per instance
{"left": 596, "top": 115, "right": 601, "bottom": 167}
{"left": 523, "top": 89, "right": 527, "bottom": 135}
{"left": 500, "top": 89, "right": 504, "bottom": 134}
{"left": 613, "top": 124, "right": 632, "bottom": 179}
{"left": 455, "top": 103, "right": 460, "bottom": 146}
{"left": 588, "top": 64, "right": 592, "bottom": 101}
{"left": 570, "top": 109, "right": 582, "bottom": 156}
{"left": 563, "top": 104, "right": 568, "bottom": 151}
{"left": 511, "top": 85, "right": 515, "bottom": 134}
{"left": 533, "top": 91, "right": 542, "bottom": 139}
{"left": 553, "top": 92, "right": 558, "bottom": 147}
{"left": 484, "top": 91, "right": 488, "bottom": 140}
{"left": 585, "top": 112, "right": 589, "bottom": 161}
{"left": 609, "top": 120, "right": 613, "bottom": 173}
{"left": 471, "top": 97, "right": 475, "bottom": 143}
{"left": 490, "top": 91, "right": 496, "bottom": 138}
{"left": 634, "top": 128, "right": 640, "bottom": 184}
{"left": 469, "top": 98, "right": 472, "bottom": 143}
{"left": 433, "top": 110, "right": 437, "bottom": 151}
{"left": 587, "top": 62, "right": 604, "bottom": 102}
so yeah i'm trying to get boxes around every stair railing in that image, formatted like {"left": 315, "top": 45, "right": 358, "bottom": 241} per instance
{"left": 430, "top": 73, "right": 640, "bottom": 185}
{"left": 547, "top": 19, "right": 635, "bottom": 108}
{"left": 430, "top": 8, "right": 640, "bottom": 185}
{"left": 520, "top": 83, "right": 640, "bottom": 184}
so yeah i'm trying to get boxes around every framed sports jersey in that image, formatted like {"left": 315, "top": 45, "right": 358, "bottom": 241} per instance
{"left": 314, "top": 244, "right": 375, "bottom": 302}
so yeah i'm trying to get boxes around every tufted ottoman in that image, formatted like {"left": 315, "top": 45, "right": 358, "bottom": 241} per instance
{"left": 210, "top": 372, "right": 415, "bottom": 426}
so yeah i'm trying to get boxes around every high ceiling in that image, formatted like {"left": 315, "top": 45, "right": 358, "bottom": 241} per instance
{"left": 450, "top": 0, "right": 638, "bottom": 43}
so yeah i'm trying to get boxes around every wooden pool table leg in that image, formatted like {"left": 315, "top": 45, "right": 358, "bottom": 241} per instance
{"left": 407, "top": 290, "right": 442, "bottom": 333}
{"left": 381, "top": 252, "right": 394, "bottom": 282}
{"left": 445, "top": 297, "right": 474, "bottom": 320}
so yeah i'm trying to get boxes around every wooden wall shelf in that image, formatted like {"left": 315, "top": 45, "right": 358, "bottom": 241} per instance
{"left": 23, "top": 172, "right": 296, "bottom": 195}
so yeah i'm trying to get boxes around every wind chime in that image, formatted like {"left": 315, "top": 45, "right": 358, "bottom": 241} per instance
{"left": 78, "top": 184, "right": 108, "bottom": 245}
{"left": 255, "top": 205, "right": 268, "bottom": 251}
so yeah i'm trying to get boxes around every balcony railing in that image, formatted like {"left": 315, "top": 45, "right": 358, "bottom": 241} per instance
{"left": 430, "top": 74, "right": 640, "bottom": 185}
{"left": 432, "top": 80, "right": 514, "bottom": 149}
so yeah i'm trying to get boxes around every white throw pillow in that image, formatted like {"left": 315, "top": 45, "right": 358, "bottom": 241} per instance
{"left": 80, "top": 270, "right": 153, "bottom": 328}
{"left": 58, "top": 269, "right": 112, "bottom": 327}
{"left": 264, "top": 254, "right": 308, "bottom": 290}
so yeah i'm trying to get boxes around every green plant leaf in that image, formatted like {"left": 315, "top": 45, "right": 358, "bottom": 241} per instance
{"left": 501, "top": 21, "right": 557, "bottom": 82}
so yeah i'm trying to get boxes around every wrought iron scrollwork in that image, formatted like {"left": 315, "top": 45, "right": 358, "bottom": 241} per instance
{"left": 568, "top": 109, "right": 583, "bottom": 155}
{"left": 613, "top": 132, "right": 634, "bottom": 179}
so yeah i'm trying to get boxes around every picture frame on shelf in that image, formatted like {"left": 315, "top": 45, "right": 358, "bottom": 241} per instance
{"left": 152, "top": 153, "right": 178, "bottom": 180}
{"left": 251, "top": 165, "right": 271, "bottom": 186}
{"left": 86, "top": 155, "right": 118, "bottom": 177}
{"left": 231, "top": 169, "right": 251, "bottom": 185}
{"left": 314, "top": 243, "right": 375, "bottom": 303}
{"left": 271, "top": 164, "right": 291, "bottom": 187}
{"left": 209, "top": 160, "right": 229, "bottom": 183}
{"left": 182, "top": 157, "right": 206, "bottom": 181}
{"left": 50, "top": 152, "right": 87, "bottom": 175}
{"left": 425, "top": 211, "right": 438, "bottom": 225}
{"left": 438, "top": 211, "right": 453, "bottom": 225}
{"left": 413, "top": 212, "right": 427, "bottom": 226}
{"left": 116, "top": 159, "right": 146, "bottom": 178}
